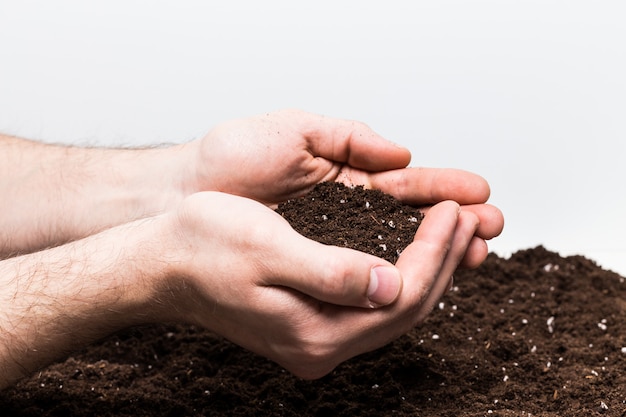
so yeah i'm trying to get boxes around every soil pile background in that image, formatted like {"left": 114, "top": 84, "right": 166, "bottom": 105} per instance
{"left": 1, "top": 183, "right": 625, "bottom": 416}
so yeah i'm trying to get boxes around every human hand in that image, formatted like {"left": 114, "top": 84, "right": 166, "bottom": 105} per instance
{"left": 189, "top": 109, "right": 410, "bottom": 205}
{"left": 185, "top": 109, "right": 503, "bottom": 268}
{"left": 156, "top": 191, "right": 481, "bottom": 379}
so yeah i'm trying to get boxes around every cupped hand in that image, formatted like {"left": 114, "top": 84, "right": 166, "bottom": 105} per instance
{"left": 187, "top": 109, "right": 503, "bottom": 267}
{"left": 158, "top": 191, "right": 480, "bottom": 380}
{"left": 190, "top": 109, "right": 411, "bottom": 205}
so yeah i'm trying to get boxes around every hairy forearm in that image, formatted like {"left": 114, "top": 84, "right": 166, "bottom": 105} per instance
{"left": 0, "top": 134, "right": 197, "bottom": 257}
{"left": 0, "top": 215, "right": 173, "bottom": 389}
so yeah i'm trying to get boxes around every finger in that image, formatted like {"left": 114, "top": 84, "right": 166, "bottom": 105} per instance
{"left": 413, "top": 210, "right": 480, "bottom": 321}
{"left": 267, "top": 231, "right": 403, "bottom": 309}
{"left": 420, "top": 202, "right": 503, "bottom": 243}
{"left": 365, "top": 167, "right": 492, "bottom": 206}
{"left": 394, "top": 200, "right": 461, "bottom": 306}
{"left": 458, "top": 236, "right": 489, "bottom": 269}
{"left": 296, "top": 110, "right": 412, "bottom": 171}
{"left": 459, "top": 203, "right": 505, "bottom": 240}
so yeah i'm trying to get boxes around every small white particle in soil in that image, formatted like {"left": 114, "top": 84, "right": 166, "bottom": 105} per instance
{"left": 372, "top": 384, "right": 379, "bottom": 389}
{"left": 408, "top": 216, "right": 418, "bottom": 222}
{"left": 321, "top": 214, "right": 328, "bottom": 220}
{"left": 432, "top": 334, "right": 440, "bottom": 340}
{"left": 621, "top": 347, "right": 626, "bottom": 354}
{"left": 547, "top": 316, "right": 555, "bottom": 333}
{"left": 543, "top": 263, "right": 560, "bottom": 272}
{"left": 379, "top": 244, "right": 387, "bottom": 251}
{"left": 598, "top": 322, "right": 608, "bottom": 331}
{"left": 438, "top": 302, "right": 445, "bottom": 310}
{"left": 522, "top": 318, "right": 529, "bottom": 324}
{"left": 365, "top": 201, "right": 371, "bottom": 209}
{"left": 387, "top": 220, "right": 395, "bottom": 228}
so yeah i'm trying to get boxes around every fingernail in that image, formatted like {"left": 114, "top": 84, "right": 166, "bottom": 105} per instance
{"left": 368, "top": 266, "right": 402, "bottom": 307}
{"left": 448, "top": 275, "right": 455, "bottom": 292}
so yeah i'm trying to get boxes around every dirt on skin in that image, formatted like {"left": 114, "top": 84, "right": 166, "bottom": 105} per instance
{"left": 1, "top": 182, "right": 625, "bottom": 417}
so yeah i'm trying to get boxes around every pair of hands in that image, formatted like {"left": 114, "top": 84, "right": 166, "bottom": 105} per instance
{"left": 160, "top": 109, "right": 503, "bottom": 379}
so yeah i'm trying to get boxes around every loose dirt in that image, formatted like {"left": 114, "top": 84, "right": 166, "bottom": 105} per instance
{"left": 2, "top": 183, "right": 624, "bottom": 416}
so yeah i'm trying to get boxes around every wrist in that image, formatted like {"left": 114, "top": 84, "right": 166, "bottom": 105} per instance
{"left": 111, "top": 143, "right": 194, "bottom": 220}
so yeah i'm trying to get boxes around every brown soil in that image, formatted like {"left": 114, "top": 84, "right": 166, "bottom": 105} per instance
{"left": 1, "top": 183, "right": 625, "bottom": 416}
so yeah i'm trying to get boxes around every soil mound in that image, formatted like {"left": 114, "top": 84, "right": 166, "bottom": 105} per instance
{"left": 2, "top": 183, "right": 624, "bottom": 416}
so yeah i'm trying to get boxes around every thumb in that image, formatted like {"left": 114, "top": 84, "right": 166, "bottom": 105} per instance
{"left": 269, "top": 234, "right": 403, "bottom": 308}
{"left": 298, "top": 110, "right": 412, "bottom": 172}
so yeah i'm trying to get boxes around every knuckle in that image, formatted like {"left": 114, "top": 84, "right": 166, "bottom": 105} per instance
{"left": 317, "top": 255, "right": 358, "bottom": 299}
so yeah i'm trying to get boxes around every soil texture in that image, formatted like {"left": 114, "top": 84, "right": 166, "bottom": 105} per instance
{"left": 1, "top": 183, "right": 625, "bottom": 416}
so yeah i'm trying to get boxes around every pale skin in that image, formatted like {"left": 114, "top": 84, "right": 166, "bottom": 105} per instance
{"left": 0, "top": 109, "right": 504, "bottom": 389}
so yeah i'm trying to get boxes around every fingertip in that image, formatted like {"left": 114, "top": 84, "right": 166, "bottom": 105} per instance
{"left": 486, "top": 204, "right": 505, "bottom": 238}
{"left": 462, "top": 203, "right": 505, "bottom": 240}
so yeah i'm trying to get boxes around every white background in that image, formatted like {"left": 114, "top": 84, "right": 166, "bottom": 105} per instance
{"left": 1, "top": 1, "right": 625, "bottom": 274}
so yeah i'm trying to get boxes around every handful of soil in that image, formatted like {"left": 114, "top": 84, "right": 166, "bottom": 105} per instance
{"left": 276, "top": 182, "right": 423, "bottom": 264}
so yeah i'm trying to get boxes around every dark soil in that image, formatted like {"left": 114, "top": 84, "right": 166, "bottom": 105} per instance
{"left": 2, "top": 183, "right": 625, "bottom": 416}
